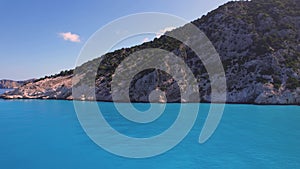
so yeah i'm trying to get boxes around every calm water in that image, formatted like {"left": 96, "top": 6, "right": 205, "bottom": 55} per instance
{"left": 0, "top": 97, "right": 299, "bottom": 168}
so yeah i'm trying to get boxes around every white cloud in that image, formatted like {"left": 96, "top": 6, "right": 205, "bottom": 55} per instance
{"left": 142, "top": 37, "right": 150, "bottom": 43}
{"left": 59, "top": 32, "right": 81, "bottom": 43}
{"left": 140, "top": 27, "right": 176, "bottom": 43}
{"left": 156, "top": 27, "right": 176, "bottom": 38}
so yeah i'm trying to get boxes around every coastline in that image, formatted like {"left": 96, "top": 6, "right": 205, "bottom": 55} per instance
{"left": 0, "top": 96, "right": 299, "bottom": 106}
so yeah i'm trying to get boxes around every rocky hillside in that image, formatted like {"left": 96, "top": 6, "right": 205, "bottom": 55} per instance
{"left": 0, "top": 71, "right": 73, "bottom": 99}
{"left": 0, "top": 79, "right": 34, "bottom": 89}
{"left": 1, "top": 0, "right": 300, "bottom": 104}
{"left": 0, "top": 80, "right": 20, "bottom": 89}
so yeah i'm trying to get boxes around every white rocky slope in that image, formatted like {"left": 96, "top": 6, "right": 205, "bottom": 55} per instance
{"left": 2, "top": 75, "right": 72, "bottom": 99}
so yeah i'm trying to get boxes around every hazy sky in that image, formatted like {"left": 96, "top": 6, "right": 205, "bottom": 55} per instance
{"left": 0, "top": 0, "right": 230, "bottom": 80}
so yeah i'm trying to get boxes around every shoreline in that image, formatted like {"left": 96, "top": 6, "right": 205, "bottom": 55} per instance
{"left": 0, "top": 97, "right": 299, "bottom": 106}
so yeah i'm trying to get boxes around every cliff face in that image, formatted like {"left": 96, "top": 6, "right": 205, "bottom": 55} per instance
{"left": 1, "top": 0, "right": 300, "bottom": 104}
{"left": 194, "top": 0, "right": 300, "bottom": 104}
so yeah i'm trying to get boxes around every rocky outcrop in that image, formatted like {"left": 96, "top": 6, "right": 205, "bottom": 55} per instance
{"left": 0, "top": 80, "right": 22, "bottom": 89}
{"left": 1, "top": 0, "right": 300, "bottom": 104}
{"left": 1, "top": 76, "right": 72, "bottom": 99}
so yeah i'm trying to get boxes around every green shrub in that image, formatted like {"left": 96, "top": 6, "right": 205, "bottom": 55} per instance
{"left": 286, "top": 77, "right": 300, "bottom": 89}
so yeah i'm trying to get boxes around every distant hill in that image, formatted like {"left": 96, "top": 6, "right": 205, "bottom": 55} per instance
{"left": 1, "top": 0, "right": 300, "bottom": 104}
{"left": 0, "top": 79, "right": 34, "bottom": 89}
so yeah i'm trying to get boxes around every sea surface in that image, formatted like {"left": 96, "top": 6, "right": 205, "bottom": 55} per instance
{"left": 0, "top": 89, "right": 299, "bottom": 169}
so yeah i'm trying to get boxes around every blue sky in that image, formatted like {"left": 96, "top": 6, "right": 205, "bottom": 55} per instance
{"left": 0, "top": 0, "right": 230, "bottom": 80}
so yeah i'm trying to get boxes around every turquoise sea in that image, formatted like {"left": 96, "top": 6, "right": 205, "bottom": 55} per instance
{"left": 0, "top": 89, "right": 299, "bottom": 169}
